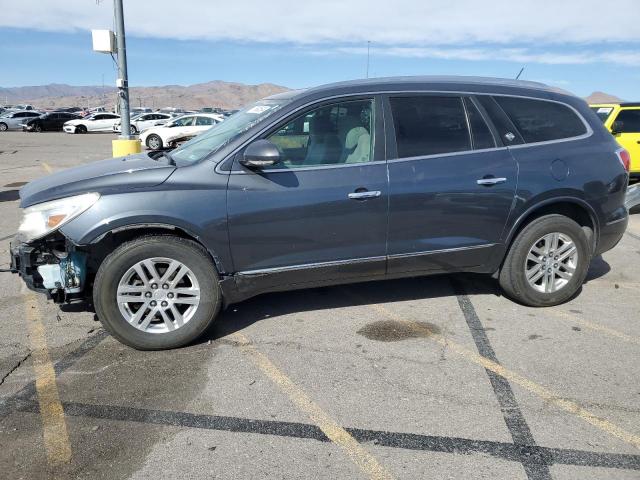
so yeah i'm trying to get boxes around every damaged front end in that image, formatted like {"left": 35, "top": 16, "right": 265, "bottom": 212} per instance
{"left": 11, "top": 233, "right": 88, "bottom": 303}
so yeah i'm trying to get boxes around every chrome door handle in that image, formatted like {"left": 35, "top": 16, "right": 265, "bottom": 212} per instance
{"left": 477, "top": 177, "right": 507, "bottom": 186}
{"left": 348, "top": 190, "right": 381, "bottom": 200}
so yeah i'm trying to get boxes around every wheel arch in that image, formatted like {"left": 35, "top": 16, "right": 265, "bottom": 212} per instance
{"left": 82, "top": 222, "right": 228, "bottom": 279}
{"left": 504, "top": 197, "right": 599, "bottom": 256}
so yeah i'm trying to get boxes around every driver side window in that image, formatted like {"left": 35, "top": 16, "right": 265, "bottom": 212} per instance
{"left": 267, "top": 99, "right": 373, "bottom": 168}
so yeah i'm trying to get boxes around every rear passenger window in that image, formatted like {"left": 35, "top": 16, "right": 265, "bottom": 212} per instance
{"left": 464, "top": 98, "right": 495, "bottom": 150}
{"left": 390, "top": 96, "right": 470, "bottom": 158}
{"left": 494, "top": 96, "right": 587, "bottom": 143}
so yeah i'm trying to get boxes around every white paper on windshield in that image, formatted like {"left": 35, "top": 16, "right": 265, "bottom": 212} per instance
{"left": 247, "top": 105, "right": 271, "bottom": 114}
{"left": 597, "top": 107, "right": 613, "bottom": 114}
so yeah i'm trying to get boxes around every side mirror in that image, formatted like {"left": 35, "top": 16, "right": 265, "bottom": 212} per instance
{"left": 240, "top": 139, "right": 281, "bottom": 168}
{"left": 611, "top": 120, "right": 624, "bottom": 135}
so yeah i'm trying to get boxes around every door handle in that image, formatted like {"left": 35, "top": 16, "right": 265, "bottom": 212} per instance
{"left": 348, "top": 190, "right": 381, "bottom": 200}
{"left": 477, "top": 177, "right": 507, "bottom": 186}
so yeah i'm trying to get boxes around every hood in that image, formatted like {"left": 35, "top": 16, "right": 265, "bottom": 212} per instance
{"left": 20, "top": 153, "right": 176, "bottom": 207}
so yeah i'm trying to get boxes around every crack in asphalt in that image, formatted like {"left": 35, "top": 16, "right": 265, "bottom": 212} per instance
{"left": 0, "top": 351, "right": 32, "bottom": 388}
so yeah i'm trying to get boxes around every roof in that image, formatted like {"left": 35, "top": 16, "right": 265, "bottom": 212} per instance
{"left": 588, "top": 102, "right": 640, "bottom": 108}
{"left": 271, "top": 76, "right": 575, "bottom": 103}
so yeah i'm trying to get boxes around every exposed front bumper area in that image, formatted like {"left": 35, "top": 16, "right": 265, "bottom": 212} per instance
{"left": 10, "top": 236, "right": 88, "bottom": 302}
{"left": 10, "top": 240, "right": 50, "bottom": 296}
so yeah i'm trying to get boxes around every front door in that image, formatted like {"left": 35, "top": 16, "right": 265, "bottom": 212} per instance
{"left": 385, "top": 94, "right": 517, "bottom": 274}
{"left": 610, "top": 107, "right": 640, "bottom": 174}
{"left": 227, "top": 97, "right": 388, "bottom": 292}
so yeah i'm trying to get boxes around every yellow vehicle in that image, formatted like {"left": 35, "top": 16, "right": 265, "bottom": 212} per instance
{"left": 590, "top": 103, "right": 640, "bottom": 179}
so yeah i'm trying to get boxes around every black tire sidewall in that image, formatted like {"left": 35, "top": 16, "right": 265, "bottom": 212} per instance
{"left": 147, "top": 135, "right": 162, "bottom": 149}
{"left": 500, "top": 215, "right": 590, "bottom": 307}
{"left": 94, "top": 237, "right": 220, "bottom": 350}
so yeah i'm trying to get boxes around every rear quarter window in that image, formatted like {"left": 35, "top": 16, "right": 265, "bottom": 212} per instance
{"left": 494, "top": 96, "right": 587, "bottom": 143}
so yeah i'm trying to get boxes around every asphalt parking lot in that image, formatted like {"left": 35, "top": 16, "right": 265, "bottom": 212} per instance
{"left": 0, "top": 131, "right": 639, "bottom": 479}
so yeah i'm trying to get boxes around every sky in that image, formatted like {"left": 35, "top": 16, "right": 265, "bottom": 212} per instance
{"left": 0, "top": 0, "right": 639, "bottom": 99}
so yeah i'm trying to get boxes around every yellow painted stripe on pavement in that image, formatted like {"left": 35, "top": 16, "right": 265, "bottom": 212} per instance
{"left": 364, "top": 302, "right": 640, "bottom": 450}
{"left": 549, "top": 309, "right": 640, "bottom": 346}
{"left": 25, "top": 293, "right": 72, "bottom": 466}
{"left": 41, "top": 162, "right": 53, "bottom": 173}
{"left": 231, "top": 332, "right": 394, "bottom": 480}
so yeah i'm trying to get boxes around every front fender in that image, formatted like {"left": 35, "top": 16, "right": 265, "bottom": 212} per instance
{"left": 59, "top": 189, "right": 232, "bottom": 273}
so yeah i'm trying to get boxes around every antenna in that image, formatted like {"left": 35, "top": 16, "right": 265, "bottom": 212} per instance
{"left": 515, "top": 66, "right": 525, "bottom": 80}
{"left": 366, "top": 41, "right": 371, "bottom": 78}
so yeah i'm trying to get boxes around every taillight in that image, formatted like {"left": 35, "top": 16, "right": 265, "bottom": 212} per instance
{"left": 616, "top": 148, "right": 630, "bottom": 172}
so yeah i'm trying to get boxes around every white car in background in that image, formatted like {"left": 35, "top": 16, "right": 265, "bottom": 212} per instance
{"left": 63, "top": 113, "right": 120, "bottom": 134}
{"left": 140, "top": 113, "right": 223, "bottom": 149}
{"left": 113, "top": 112, "right": 173, "bottom": 134}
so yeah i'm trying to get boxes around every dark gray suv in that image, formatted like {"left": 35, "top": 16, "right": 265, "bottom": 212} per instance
{"left": 11, "top": 76, "right": 629, "bottom": 350}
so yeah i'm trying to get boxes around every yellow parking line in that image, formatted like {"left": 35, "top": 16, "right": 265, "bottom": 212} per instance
{"left": 231, "top": 332, "right": 394, "bottom": 480}
{"left": 548, "top": 309, "right": 640, "bottom": 346}
{"left": 362, "top": 302, "right": 640, "bottom": 451}
{"left": 41, "top": 162, "right": 52, "bottom": 173}
{"left": 24, "top": 292, "right": 72, "bottom": 466}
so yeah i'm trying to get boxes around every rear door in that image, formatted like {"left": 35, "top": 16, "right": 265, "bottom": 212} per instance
{"left": 610, "top": 108, "right": 640, "bottom": 174}
{"left": 227, "top": 97, "right": 388, "bottom": 290}
{"left": 385, "top": 94, "right": 517, "bottom": 274}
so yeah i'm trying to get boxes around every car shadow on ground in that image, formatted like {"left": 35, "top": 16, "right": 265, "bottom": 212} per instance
{"left": 198, "top": 273, "right": 497, "bottom": 345}
{"left": 198, "top": 253, "right": 613, "bottom": 346}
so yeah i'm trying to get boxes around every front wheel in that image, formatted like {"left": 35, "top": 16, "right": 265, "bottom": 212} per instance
{"left": 499, "top": 214, "right": 591, "bottom": 307}
{"left": 0, "top": 123, "right": 7, "bottom": 132}
{"left": 75, "top": 125, "right": 87, "bottom": 134}
{"left": 94, "top": 235, "right": 221, "bottom": 350}
{"left": 130, "top": 125, "right": 138, "bottom": 134}
{"left": 34, "top": 124, "right": 43, "bottom": 132}
{"left": 146, "top": 134, "right": 163, "bottom": 150}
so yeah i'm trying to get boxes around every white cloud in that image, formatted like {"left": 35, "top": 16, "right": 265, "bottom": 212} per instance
{"left": 1, "top": 0, "right": 639, "bottom": 46}
{"left": 332, "top": 46, "right": 640, "bottom": 66}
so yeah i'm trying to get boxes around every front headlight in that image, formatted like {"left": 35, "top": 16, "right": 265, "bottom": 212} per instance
{"left": 18, "top": 192, "right": 100, "bottom": 242}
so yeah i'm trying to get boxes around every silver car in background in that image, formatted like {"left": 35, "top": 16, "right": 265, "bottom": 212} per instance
{"left": 0, "top": 110, "right": 41, "bottom": 131}
{"left": 113, "top": 112, "right": 173, "bottom": 134}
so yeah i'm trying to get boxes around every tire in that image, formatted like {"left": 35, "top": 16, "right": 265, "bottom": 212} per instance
{"left": 75, "top": 125, "right": 87, "bottom": 134}
{"left": 93, "top": 235, "right": 221, "bottom": 350}
{"left": 130, "top": 125, "right": 138, "bottom": 134}
{"left": 34, "top": 124, "right": 43, "bottom": 133}
{"left": 146, "top": 134, "right": 163, "bottom": 150}
{"left": 499, "top": 214, "right": 590, "bottom": 307}
{"left": 0, "top": 123, "right": 7, "bottom": 132}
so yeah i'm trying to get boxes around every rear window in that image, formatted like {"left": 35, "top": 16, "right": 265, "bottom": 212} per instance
{"left": 390, "top": 96, "right": 471, "bottom": 158}
{"left": 494, "top": 96, "right": 587, "bottom": 143}
{"left": 590, "top": 106, "right": 614, "bottom": 123}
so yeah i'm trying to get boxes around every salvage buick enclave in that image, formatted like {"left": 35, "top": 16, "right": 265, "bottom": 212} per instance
{"left": 11, "top": 76, "right": 629, "bottom": 350}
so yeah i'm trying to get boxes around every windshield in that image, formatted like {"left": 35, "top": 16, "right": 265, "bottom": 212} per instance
{"left": 169, "top": 98, "right": 290, "bottom": 165}
{"left": 590, "top": 106, "right": 614, "bottom": 123}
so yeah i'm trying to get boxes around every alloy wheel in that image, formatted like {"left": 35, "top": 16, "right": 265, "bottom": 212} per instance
{"left": 525, "top": 232, "right": 578, "bottom": 293}
{"left": 116, "top": 257, "right": 201, "bottom": 333}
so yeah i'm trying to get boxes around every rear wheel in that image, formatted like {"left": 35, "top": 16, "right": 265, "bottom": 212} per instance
{"left": 75, "top": 125, "right": 87, "bottom": 134}
{"left": 499, "top": 214, "right": 590, "bottom": 307}
{"left": 146, "top": 134, "right": 163, "bottom": 150}
{"left": 94, "top": 235, "right": 221, "bottom": 350}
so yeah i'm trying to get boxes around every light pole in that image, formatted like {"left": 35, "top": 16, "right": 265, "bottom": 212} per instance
{"left": 114, "top": 0, "right": 132, "bottom": 140}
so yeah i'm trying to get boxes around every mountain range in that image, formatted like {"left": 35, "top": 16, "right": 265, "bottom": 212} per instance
{"left": 0, "top": 81, "right": 290, "bottom": 110}
{"left": 0, "top": 82, "right": 626, "bottom": 110}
